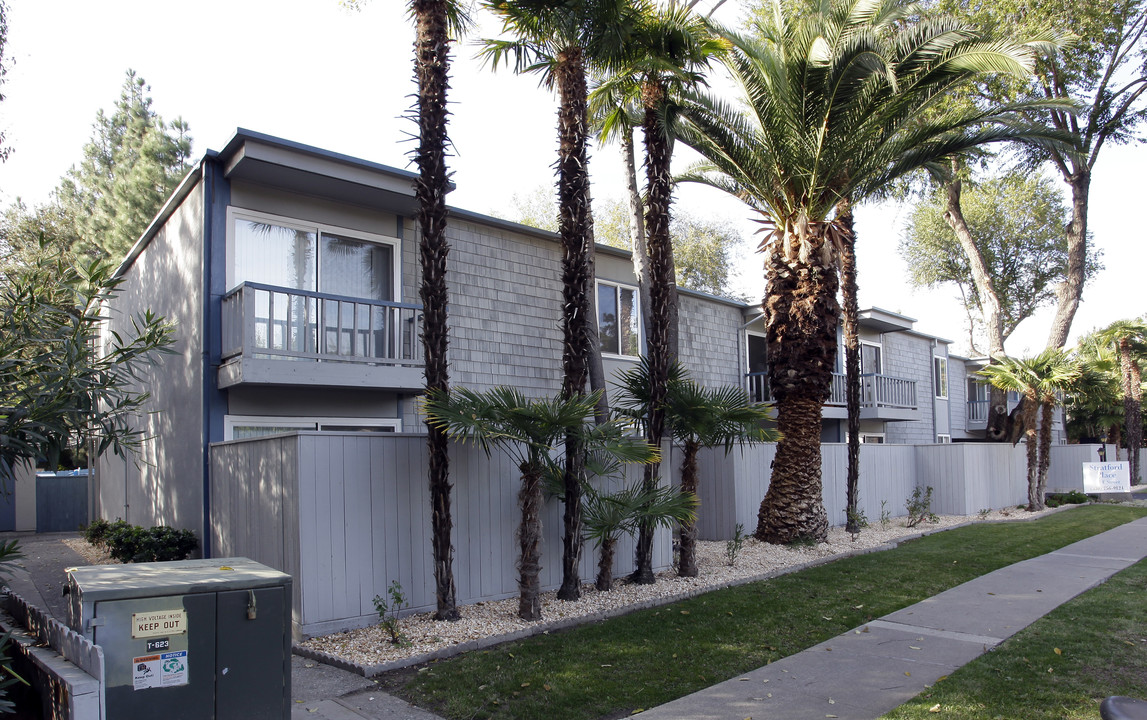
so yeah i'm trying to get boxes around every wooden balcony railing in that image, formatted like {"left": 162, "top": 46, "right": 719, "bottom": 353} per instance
{"left": 222, "top": 282, "right": 423, "bottom": 366}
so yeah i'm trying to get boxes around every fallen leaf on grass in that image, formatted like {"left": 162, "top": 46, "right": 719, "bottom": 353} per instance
{"left": 1054, "top": 648, "right": 1062, "bottom": 655}
{"left": 929, "top": 704, "right": 941, "bottom": 713}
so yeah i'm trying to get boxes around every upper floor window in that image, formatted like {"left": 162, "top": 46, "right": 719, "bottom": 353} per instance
{"left": 934, "top": 356, "right": 949, "bottom": 399}
{"left": 228, "top": 209, "right": 397, "bottom": 301}
{"left": 597, "top": 281, "right": 640, "bottom": 358}
{"left": 861, "top": 341, "right": 882, "bottom": 374}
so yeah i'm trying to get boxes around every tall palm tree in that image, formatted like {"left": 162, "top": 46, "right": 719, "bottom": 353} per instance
{"left": 410, "top": 0, "right": 471, "bottom": 622}
{"left": 1096, "top": 319, "right": 1147, "bottom": 484}
{"left": 836, "top": 197, "right": 862, "bottom": 534}
{"left": 424, "top": 387, "right": 654, "bottom": 620}
{"left": 979, "top": 350, "right": 1081, "bottom": 510}
{"left": 674, "top": 0, "right": 1068, "bottom": 543}
{"left": 482, "top": 0, "right": 640, "bottom": 601}
{"left": 593, "top": 1, "right": 725, "bottom": 583}
{"left": 614, "top": 357, "right": 776, "bottom": 576}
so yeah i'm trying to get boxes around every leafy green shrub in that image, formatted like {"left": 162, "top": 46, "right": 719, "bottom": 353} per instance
{"left": 374, "top": 581, "right": 410, "bottom": 646}
{"left": 906, "top": 486, "right": 939, "bottom": 528}
{"left": 105, "top": 524, "right": 198, "bottom": 563}
{"left": 1046, "top": 490, "right": 1091, "bottom": 508}
{"left": 726, "top": 523, "right": 746, "bottom": 566}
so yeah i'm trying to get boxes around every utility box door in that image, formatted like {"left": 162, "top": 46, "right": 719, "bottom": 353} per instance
{"left": 216, "top": 586, "right": 289, "bottom": 720}
{"left": 94, "top": 593, "right": 217, "bottom": 719}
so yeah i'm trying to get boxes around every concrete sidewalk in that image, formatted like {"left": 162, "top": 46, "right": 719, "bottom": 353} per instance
{"left": 636, "top": 516, "right": 1147, "bottom": 720}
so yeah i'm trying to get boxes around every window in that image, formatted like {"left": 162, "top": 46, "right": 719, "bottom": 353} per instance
{"left": 861, "top": 434, "right": 885, "bottom": 444}
{"left": 224, "top": 415, "right": 401, "bottom": 441}
{"left": 228, "top": 209, "right": 397, "bottom": 299}
{"left": 597, "top": 282, "right": 640, "bottom": 357}
{"left": 861, "top": 342, "right": 882, "bottom": 374}
{"left": 934, "top": 357, "right": 949, "bottom": 398}
{"left": 937, "top": 434, "right": 951, "bottom": 443}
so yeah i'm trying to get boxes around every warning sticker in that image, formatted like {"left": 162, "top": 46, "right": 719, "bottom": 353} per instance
{"left": 131, "top": 610, "right": 186, "bottom": 638}
{"left": 132, "top": 650, "right": 188, "bottom": 690}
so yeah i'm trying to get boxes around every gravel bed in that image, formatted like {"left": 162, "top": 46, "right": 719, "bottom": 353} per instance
{"left": 300, "top": 506, "right": 1057, "bottom": 671}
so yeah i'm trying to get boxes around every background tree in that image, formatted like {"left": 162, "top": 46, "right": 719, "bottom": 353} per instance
{"left": 676, "top": 0, "right": 1066, "bottom": 543}
{"left": 57, "top": 70, "right": 192, "bottom": 262}
{"left": 0, "top": 0, "right": 11, "bottom": 164}
{"left": 937, "top": 0, "right": 1147, "bottom": 350}
{"left": 481, "top": 0, "right": 638, "bottom": 601}
{"left": 1, "top": 243, "right": 174, "bottom": 488}
{"left": 1066, "top": 334, "right": 1127, "bottom": 445}
{"left": 902, "top": 171, "right": 1097, "bottom": 354}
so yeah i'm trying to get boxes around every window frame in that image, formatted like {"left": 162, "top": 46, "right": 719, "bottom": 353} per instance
{"left": 226, "top": 207, "right": 401, "bottom": 301}
{"left": 937, "top": 434, "right": 952, "bottom": 443}
{"left": 596, "top": 280, "right": 642, "bottom": 359}
{"left": 860, "top": 340, "right": 883, "bottom": 375}
{"left": 224, "top": 415, "right": 402, "bottom": 441}
{"left": 933, "top": 356, "right": 949, "bottom": 399}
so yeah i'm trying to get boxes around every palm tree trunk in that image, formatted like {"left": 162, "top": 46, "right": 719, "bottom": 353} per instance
{"left": 596, "top": 536, "right": 617, "bottom": 592}
{"left": 555, "top": 47, "right": 594, "bottom": 602}
{"left": 413, "top": 0, "right": 458, "bottom": 622}
{"left": 1121, "top": 340, "right": 1143, "bottom": 485}
{"left": 1022, "top": 400, "right": 1040, "bottom": 510}
{"left": 677, "top": 439, "right": 700, "bottom": 577}
{"left": 755, "top": 234, "right": 837, "bottom": 544}
{"left": 518, "top": 461, "right": 544, "bottom": 621}
{"left": 943, "top": 172, "right": 1009, "bottom": 441}
{"left": 1037, "top": 399, "right": 1053, "bottom": 507}
{"left": 633, "top": 81, "right": 679, "bottom": 584}
{"left": 1046, "top": 168, "right": 1089, "bottom": 350}
{"left": 837, "top": 200, "right": 861, "bottom": 534}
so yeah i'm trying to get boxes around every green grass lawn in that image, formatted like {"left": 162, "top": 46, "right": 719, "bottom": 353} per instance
{"left": 380, "top": 505, "right": 1147, "bottom": 720}
{"left": 883, "top": 556, "right": 1147, "bottom": 720}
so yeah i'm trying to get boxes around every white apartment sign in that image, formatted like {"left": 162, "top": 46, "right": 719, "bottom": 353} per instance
{"left": 1082, "top": 462, "right": 1130, "bottom": 493}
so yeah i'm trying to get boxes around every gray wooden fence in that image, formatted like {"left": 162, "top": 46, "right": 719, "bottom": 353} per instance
{"left": 210, "top": 433, "right": 671, "bottom": 639}
{"left": 210, "top": 434, "right": 1113, "bottom": 639}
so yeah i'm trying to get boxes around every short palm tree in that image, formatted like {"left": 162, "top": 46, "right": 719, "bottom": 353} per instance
{"left": 1096, "top": 319, "right": 1147, "bottom": 485}
{"left": 615, "top": 358, "right": 777, "bottom": 577}
{"left": 1068, "top": 334, "right": 1129, "bottom": 447}
{"left": 424, "top": 387, "right": 655, "bottom": 620}
{"left": 481, "top": 0, "right": 639, "bottom": 601}
{"left": 979, "top": 350, "right": 1081, "bottom": 510}
{"left": 581, "top": 481, "right": 696, "bottom": 591}
{"left": 673, "top": 0, "right": 1068, "bottom": 543}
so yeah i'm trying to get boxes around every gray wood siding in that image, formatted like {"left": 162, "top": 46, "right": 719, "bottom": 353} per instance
{"left": 678, "top": 295, "right": 744, "bottom": 388}
{"left": 97, "top": 181, "right": 206, "bottom": 531}
{"left": 211, "top": 433, "right": 670, "bottom": 638}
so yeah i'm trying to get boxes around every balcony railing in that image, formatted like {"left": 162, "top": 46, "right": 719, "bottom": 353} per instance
{"left": 967, "top": 399, "right": 989, "bottom": 424}
{"left": 222, "top": 282, "right": 423, "bottom": 366}
{"left": 745, "top": 371, "right": 917, "bottom": 411}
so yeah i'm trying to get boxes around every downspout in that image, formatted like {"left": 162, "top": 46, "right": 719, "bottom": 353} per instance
{"left": 201, "top": 159, "right": 214, "bottom": 557}
{"left": 929, "top": 339, "right": 938, "bottom": 442}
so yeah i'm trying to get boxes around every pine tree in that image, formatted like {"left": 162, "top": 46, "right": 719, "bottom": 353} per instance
{"left": 57, "top": 70, "right": 192, "bottom": 262}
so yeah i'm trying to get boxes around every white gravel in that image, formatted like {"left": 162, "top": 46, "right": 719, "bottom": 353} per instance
{"left": 300, "top": 506, "right": 1058, "bottom": 670}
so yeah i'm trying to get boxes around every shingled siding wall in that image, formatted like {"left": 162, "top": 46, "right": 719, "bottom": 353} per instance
{"left": 882, "top": 332, "right": 938, "bottom": 445}
{"left": 678, "top": 293, "right": 744, "bottom": 389}
{"left": 210, "top": 432, "right": 671, "bottom": 639}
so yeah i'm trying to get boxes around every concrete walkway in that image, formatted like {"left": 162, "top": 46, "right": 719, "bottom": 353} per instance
{"left": 636, "top": 516, "right": 1147, "bottom": 720}
{"left": 5, "top": 515, "right": 1146, "bottom": 720}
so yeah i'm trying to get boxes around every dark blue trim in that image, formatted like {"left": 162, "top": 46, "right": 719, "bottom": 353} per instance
{"left": 201, "top": 159, "right": 231, "bottom": 558}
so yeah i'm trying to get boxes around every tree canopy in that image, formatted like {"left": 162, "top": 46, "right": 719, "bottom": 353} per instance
{"left": 901, "top": 172, "right": 1100, "bottom": 354}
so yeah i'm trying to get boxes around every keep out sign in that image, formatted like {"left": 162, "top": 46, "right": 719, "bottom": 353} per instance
{"left": 131, "top": 610, "right": 187, "bottom": 639}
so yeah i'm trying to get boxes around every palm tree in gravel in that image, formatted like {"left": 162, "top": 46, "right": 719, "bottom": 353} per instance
{"left": 410, "top": 0, "right": 471, "bottom": 622}
{"left": 592, "top": 0, "right": 725, "bottom": 583}
{"left": 615, "top": 358, "right": 776, "bottom": 577}
{"left": 673, "top": 0, "right": 1070, "bottom": 543}
{"left": 481, "top": 0, "right": 640, "bottom": 601}
{"left": 424, "top": 387, "right": 654, "bottom": 620}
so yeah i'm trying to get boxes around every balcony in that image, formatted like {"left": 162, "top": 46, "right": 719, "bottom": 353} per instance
{"left": 745, "top": 371, "right": 918, "bottom": 420}
{"left": 219, "top": 282, "right": 425, "bottom": 390}
{"left": 967, "top": 399, "right": 990, "bottom": 430}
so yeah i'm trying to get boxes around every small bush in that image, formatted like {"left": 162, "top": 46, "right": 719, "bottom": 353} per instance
{"left": 105, "top": 523, "right": 199, "bottom": 563}
{"left": 905, "top": 486, "right": 938, "bottom": 528}
{"left": 1046, "top": 490, "right": 1091, "bottom": 508}
{"left": 374, "top": 581, "right": 410, "bottom": 646}
{"left": 726, "top": 523, "right": 746, "bottom": 566}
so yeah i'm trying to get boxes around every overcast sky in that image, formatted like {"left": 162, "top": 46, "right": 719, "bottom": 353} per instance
{"left": 0, "top": 0, "right": 1142, "bottom": 356}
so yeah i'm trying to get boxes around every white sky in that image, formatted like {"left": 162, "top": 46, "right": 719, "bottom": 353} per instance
{"left": 0, "top": 0, "right": 1142, "bottom": 356}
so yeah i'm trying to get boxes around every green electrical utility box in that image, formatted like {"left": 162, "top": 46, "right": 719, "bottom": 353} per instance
{"left": 66, "top": 557, "right": 292, "bottom": 720}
